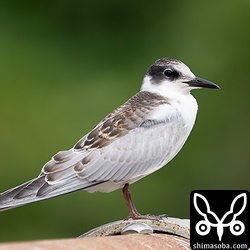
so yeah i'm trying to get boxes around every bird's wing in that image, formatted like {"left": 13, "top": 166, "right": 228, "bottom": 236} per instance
{"left": 0, "top": 91, "right": 180, "bottom": 210}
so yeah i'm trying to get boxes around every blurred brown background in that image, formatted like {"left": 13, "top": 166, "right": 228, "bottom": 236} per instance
{"left": 0, "top": 0, "right": 249, "bottom": 242}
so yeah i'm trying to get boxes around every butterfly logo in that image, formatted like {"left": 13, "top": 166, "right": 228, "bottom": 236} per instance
{"left": 193, "top": 192, "right": 247, "bottom": 241}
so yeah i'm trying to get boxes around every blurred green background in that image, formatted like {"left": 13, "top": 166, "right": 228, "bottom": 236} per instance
{"left": 0, "top": 0, "right": 249, "bottom": 242}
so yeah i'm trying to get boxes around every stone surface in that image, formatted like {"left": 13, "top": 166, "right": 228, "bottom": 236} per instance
{"left": 0, "top": 234, "right": 190, "bottom": 250}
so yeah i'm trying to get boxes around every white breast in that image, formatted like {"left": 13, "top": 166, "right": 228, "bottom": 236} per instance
{"left": 148, "top": 92, "right": 198, "bottom": 135}
{"left": 140, "top": 92, "right": 198, "bottom": 174}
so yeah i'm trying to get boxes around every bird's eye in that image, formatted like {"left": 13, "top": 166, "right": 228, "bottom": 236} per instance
{"left": 164, "top": 69, "right": 175, "bottom": 78}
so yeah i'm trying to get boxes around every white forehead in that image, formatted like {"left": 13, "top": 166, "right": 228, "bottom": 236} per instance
{"left": 171, "top": 61, "right": 195, "bottom": 78}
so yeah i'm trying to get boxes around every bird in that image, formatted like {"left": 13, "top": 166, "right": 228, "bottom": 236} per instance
{"left": 0, "top": 58, "right": 219, "bottom": 219}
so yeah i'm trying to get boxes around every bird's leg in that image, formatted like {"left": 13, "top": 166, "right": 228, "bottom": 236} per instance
{"left": 122, "top": 183, "right": 167, "bottom": 220}
{"left": 122, "top": 183, "right": 141, "bottom": 219}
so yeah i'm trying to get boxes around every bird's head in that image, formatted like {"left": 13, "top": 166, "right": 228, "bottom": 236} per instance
{"left": 141, "top": 58, "right": 219, "bottom": 96}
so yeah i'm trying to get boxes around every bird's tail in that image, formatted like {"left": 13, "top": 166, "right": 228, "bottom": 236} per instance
{"left": 0, "top": 175, "right": 94, "bottom": 211}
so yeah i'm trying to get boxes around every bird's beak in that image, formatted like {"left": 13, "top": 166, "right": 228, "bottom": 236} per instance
{"left": 185, "top": 77, "right": 220, "bottom": 89}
